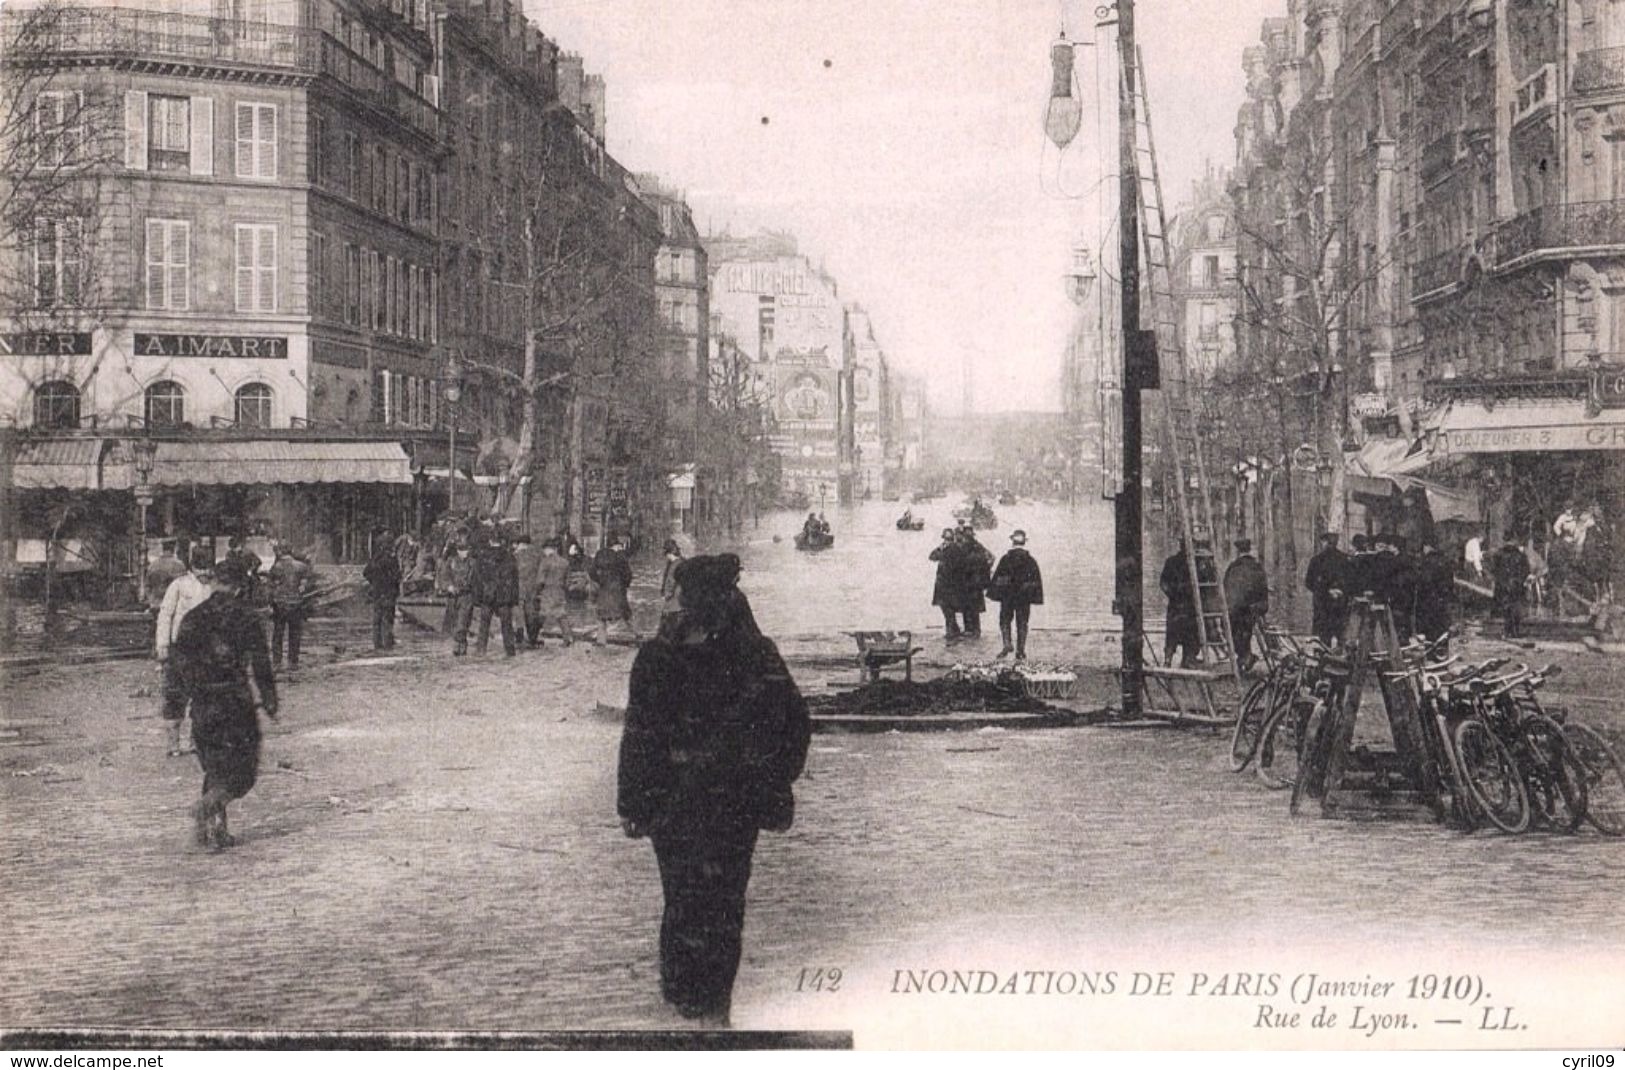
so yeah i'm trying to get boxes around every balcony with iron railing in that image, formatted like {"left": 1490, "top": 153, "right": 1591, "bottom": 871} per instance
{"left": 8, "top": 5, "right": 318, "bottom": 72}
{"left": 1423, "top": 371, "right": 1590, "bottom": 404}
{"left": 1492, "top": 199, "right": 1625, "bottom": 264}
{"left": 316, "top": 33, "right": 438, "bottom": 139}
{"left": 1574, "top": 45, "right": 1625, "bottom": 94}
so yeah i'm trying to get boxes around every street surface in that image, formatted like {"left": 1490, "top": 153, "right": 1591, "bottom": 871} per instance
{"left": 2, "top": 501, "right": 1622, "bottom": 1043}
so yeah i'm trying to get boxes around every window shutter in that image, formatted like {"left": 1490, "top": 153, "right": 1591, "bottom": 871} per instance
{"left": 380, "top": 369, "right": 392, "bottom": 424}
{"left": 125, "top": 90, "right": 148, "bottom": 170}
{"left": 258, "top": 225, "right": 277, "bottom": 311}
{"left": 168, "top": 222, "right": 189, "bottom": 311}
{"left": 257, "top": 105, "right": 276, "bottom": 179}
{"left": 190, "top": 96, "right": 213, "bottom": 176}
{"left": 145, "top": 220, "right": 164, "bottom": 308}
{"left": 235, "top": 225, "right": 253, "bottom": 310}
{"left": 235, "top": 103, "right": 252, "bottom": 177}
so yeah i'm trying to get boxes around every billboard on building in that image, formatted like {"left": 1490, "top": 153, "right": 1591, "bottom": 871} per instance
{"left": 772, "top": 364, "right": 837, "bottom": 429}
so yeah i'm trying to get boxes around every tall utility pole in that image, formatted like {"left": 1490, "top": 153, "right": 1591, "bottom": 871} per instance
{"left": 1115, "top": 0, "right": 1145, "bottom": 717}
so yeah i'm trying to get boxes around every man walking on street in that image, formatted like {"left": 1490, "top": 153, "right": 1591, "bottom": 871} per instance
{"left": 473, "top": 535, "right": 520, "bottom": 657}
{"left": 533, "top": 538, "right": 574, "bottom": 647}
{"left": 155, "top": 545, "right": 214, "bottom": 756}
{"left": 1222, "top": 538, "right": 1269, "bottom": 670}
{"left": 1415, "top": 539, "right": 1455, "bottom": 651}
{"left": 1492, "top": 539, "right": 1531, "bottom": 638}
{"left": 171, "top": 555, "right": 277, "bottom": 852}
{"left": 224, "top": 534, "right": 263, "bottom": 602}
{"left": 511, "top": 534, "right": 543, "bottom": 647}
{"left": 1304, "top": 532, "right": 1350, "bottom": 646}
{"left": 591, "top": 535, "right": 638, "bottom": 647}
{"left": 363, "top": 529, "right": 402, "bottom": 651}
{"left": 265, "top": 542, "right": 313, "bottom": 670}
{"left": 660, "top": 539, "right": 684, "bottom": 625}
{"left": 444, "top": 540, "right": 477, "bottom": 656}
{"left": 989, "top": 529, "right": 1044, "bottom": 660}
{"left": 147, "top": 540, "right": 186, "bottom": 617}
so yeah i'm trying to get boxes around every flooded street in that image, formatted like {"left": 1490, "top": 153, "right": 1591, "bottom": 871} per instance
{"left": 721, "top": 497, "right": 1122, "bottom": 656}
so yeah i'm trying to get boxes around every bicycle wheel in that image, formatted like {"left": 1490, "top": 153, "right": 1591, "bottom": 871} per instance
{"left": 1434, "top": 713, "right": 1479, "bottom": 833}
{"left": 1560, "top": 723, "right": 1625, "bottom": 836}
{"left": 1453, "top": 719, "right": 1530, "bottom": 834}
{"left": 1288, "top": 700, "right": 1328, "bottom": 816}
{"left": 1257, "top": 698, "right": 1308, "bottom": 790}
{"left": 1518, "top": 715, "right": 1587, "bottom": 833}
{"left": 1230, "top": 679, "right": 1270, "bottom": 772}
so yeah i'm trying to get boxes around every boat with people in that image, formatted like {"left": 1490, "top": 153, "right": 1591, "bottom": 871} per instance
{"left": 896, "top": 511, "right": 925, "bottom": 531}
{"left": 952, "top": 498, "right": 999, "bottom": 530}
{"left": 794, "top": 529, "right": 836, "bottom": 551}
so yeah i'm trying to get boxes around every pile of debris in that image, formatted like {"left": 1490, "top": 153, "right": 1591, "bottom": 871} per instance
{"left": 805, "top": 671, "right": 1066, "bottom": 718}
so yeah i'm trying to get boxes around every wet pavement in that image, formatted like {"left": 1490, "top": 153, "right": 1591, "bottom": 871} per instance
{"left": 1, "top": 499, "right": 1622, "bottom": 1044}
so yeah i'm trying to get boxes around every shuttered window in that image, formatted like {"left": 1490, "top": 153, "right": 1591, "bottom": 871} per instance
{"left": 234, "top": 223, "right": 277, "bottom": 312}
{"left": 145, "top": 219, "right": 189, "bottom": 310}
{"left": 235, "top": 102, "right": 276, "bottom": 180}
{"left": 34, "top": 218, "right": 84, "bottom": 307}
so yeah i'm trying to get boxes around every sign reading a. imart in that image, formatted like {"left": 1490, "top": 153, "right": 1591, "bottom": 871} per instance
{"left": 134, "top": 333, "right": 288, "bottom": 359}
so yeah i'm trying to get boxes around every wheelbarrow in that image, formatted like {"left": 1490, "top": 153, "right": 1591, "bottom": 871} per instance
{"left": 847, "top": 630, "right": 923, "bottom": 683}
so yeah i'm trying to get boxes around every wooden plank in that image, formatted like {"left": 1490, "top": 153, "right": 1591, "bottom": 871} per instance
{"left": 1144, "top": 666, "right": 1229, "bottom": 683}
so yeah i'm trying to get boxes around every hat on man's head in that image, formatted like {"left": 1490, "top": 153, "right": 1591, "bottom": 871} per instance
{"left": 663, "top": 538, "right": 681, "bottom": 555}
{"left": 213, "top": 555, "right": 250, "bottom": 587}
{"left": 1234, "top": 538, "right": 1252, "bottom": 553}
{"left": 941, "top": 528, "right": 956, "bottom": 539}
{"left": 1320, "top": 531, "right": 1340, "bottom": 543}
{"left": 1010, "top": 529, "right": 1027, "bottom": 544}
{"left": 187, "top": 546, "right": 215, "bottom": 572}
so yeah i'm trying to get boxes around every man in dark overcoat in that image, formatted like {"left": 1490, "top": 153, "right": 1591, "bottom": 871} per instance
{"left": 954, "top": 528, "right": 993, "bottom": 638}
{"left": 1491, "top": 540, "right": 1531, "bottom": 638}
{"left": 1222, "top": 538, "right": 1269, "bottom": 669}
{"left": 929, "top": 528, "right": 964, "bottom": 639}
{"left": 1414, "top": 540, "right": 1455, "bottom": 651}
{"left": 591, "top": 535, "right": 638, "bottom": 646}
{"left": 472, "top": 535, "right": 520, "bottom": 657}
{"left": 170, "top": 556, "right": 277, "bottom": 851}
{"left": 1159, "top": 543, "right": 1199, "bottom": 667}
{"left": 989, "top": 529, "right": 1044, "bottom": 660}
{"left": 363, "top": 529, "right": 402, "bottom": 651}
{"left": 617, "top": 554, "right": 811, "bottom": 1026}
{"left": 1304, "top": 532, "right": 1350, "bottom": 645}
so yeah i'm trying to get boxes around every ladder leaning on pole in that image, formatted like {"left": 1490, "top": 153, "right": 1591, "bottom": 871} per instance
{"left": 1128, "top": 44, "right": 1244, "bottom": 706}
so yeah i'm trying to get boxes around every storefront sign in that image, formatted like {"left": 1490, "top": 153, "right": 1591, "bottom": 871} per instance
{"left": 0, "top": 331, "right": 92, "bottom": 356}
{"left": 1440, "top": 421, "right": 1625, "bottom": 453}
{"left": 1599, "top": 367, "right": 1625, "bottom": 409}
{"left": 134, "top": 333, "right": 288, "bottom": 359}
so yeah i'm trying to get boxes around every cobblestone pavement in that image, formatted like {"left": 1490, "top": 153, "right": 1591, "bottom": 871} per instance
{"left": 2, "top": 619, "right": 1623, "bottom": 1041}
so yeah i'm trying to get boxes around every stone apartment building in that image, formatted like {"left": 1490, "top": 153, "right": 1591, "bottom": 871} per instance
{"left": 1170, "top": 164, "right": 1240, "bottom": 379}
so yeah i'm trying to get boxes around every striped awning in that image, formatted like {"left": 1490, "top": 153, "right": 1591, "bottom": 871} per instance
{"left": 10, "top": 438, "right": 107, "bottom": 490}
{"left": 139, "top": 440, "right": 414, "bottom": 487}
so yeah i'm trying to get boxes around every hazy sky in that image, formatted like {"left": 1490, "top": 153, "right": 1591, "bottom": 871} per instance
{"left": 529, "top": 0, "right": 1282, "bottom": 413}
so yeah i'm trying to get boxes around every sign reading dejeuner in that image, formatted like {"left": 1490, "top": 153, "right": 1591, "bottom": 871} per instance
{"left": 134, "top": 333, "right": 288, "bottom": 359}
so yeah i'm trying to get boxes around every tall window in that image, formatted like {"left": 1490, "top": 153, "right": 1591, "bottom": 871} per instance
{"left": 33, "top": 381, "right": 80, "bottom": 429}
{"left": 311, "top": 113, "right": 326, "bottom": 186}
{"left": 234, "top": 382, "right": 273, "bottom": 427}
{"left": 345, "top": 243, "right": 360, "bottom": 325}
{"left": 311, "top": 231, "right": 326, "bottom": 316}
{"left": 1203, "top": 255, "right": 1221, "bottom": 289}
{"left": 149, "top": 94, "right": 190, "bottom": 170}
{"left": 346, "top": 132, "right": 361, "bottom": 198}
{"left": 234, "top": 223, "right": 277, "bottom": 312}
{"left": 1199, "top": 302, "right": 1220, "bottom": 341}
{"left": 34, "top": 218, "right": 84, "bottom": 307}
{"left": 145, "top": 219, "right": 190, "bottom": 310}
{"left": 235, "top": 102, "right": 276, "bottom": 179}
{"left": 34, "top": 90, "right": 84, "bottom": 168}
{"left": 145, "top": 381, "right": 185, "bottom": 427}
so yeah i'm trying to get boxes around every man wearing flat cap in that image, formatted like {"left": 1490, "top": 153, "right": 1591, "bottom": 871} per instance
{"left": 988, "top": 529, "right": 1044, "bottom": 660}
{"left": 1223, "top": 537, "right": 1269, "bottom": 670}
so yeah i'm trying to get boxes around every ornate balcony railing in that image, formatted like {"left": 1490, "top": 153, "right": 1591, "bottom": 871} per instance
{"left": 1574, "top": 45, "right": 1625, "bottom": 94}
{"left": 1413, "top": 246, "right": 1462, "bottom": 295}
{"left": 8, "top": 6, "right": 317, "bottom": 71}
{"left": 1492, "top": 199, "right": 1625, "bottom": 264}
{"left": 1423, "top": 372, "right": 1589, "bottom": 403}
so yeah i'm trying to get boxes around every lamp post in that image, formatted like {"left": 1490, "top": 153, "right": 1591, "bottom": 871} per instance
{"left": 443, "top": 355, "right": 464, "bottom": 514}
{"left": 132, "top": 438, "right": 157, "bottom": 603}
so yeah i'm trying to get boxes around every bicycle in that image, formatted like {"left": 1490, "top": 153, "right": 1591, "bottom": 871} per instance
{"left": 1230, "top": 628, "right": 1310, "bottom": 773}
{"left": 1470, "top": 664, "right": 1588, "bottom": 834}
{"left": 1556, "top": 719, "right": 1625, "bottom": 836}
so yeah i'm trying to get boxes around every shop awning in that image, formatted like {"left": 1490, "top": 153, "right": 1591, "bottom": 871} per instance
{"left": 1435, "top": 398, "right": 1625, "bottom": 454}
{"left": 1345, "top": 435, "right": 1480, "bottom": 523}
{"left": 9, "top": 438, "right": 107, "bottom": 490}
{"left": 142, "top": 441, "right": 414, "bottom": 487}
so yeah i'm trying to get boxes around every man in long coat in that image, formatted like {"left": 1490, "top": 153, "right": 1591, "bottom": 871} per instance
{"left": 1414, "top": 540, "right": 1455, "bottom": 651}
{"left": 1491, "top": 540, "right": 1531, "bottom": 638}
{"left": 1222, "top": 538, "right": 1269, "bottom": 669}
{"left": 954, "top": 527, "right": 994, "bottom": 638}
{"left": 929, "top": 528, "right": 965, "bottom": 639}
{"left": 1159, "top": 543, "right": 1199, "bottom": 667}
{"left": 591, "top": 535, "right": 638, "bottom": 646}
{"left": 511, "top": 534, "right": 544, "bottom": 647}
{"left": 472, "top": 536, "right": 520, "bottom": 657}
{"left": 363, "top": 530, "right": 402, "bottom": 651}
{"left": 617, "top": 554, "right": 811, "bottom": 1026}
{"left": 532, "top": 538, "right": 574, "bottom": 646}
{"left": 989, "top": 529, "right": 1044, "bottom": 660}
{"left": 170, "top": 556, "right": 277, "bottom": 851}
{"left": 1304, "top": 532, "right": 1350, "bottom": 646}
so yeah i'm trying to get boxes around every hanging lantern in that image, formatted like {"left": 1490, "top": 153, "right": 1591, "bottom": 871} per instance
{"left": 1044, "top": 35, "right": 1082, "bottom": 149}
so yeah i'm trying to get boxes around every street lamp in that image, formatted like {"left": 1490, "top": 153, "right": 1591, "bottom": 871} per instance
{"left": 132, "top": 438, "right": 158, "bottom": 603}
{"left": 442, "top": 354, "right": 465, "bottom": 513}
